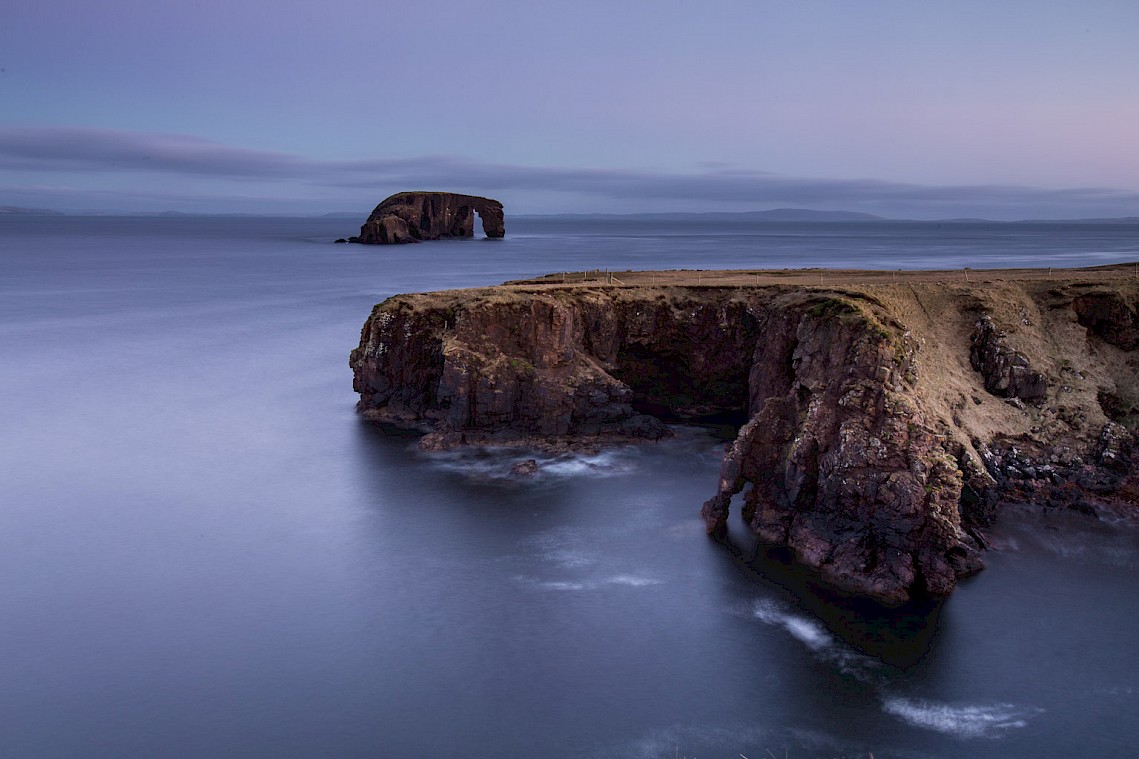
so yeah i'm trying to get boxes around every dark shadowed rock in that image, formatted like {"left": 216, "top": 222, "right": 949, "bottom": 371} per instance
{"left": 353, "top": 192, "right": 505, "bottom": 244}
{"left": 970, "top": 315, "right": 1048, "bottom": 402}
{"left": 1072, "top": 291, "right": 1138, "bottom": 350}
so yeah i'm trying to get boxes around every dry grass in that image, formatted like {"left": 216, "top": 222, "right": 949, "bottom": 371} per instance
{"left": 504, "top": 261, "right": 1139, "bottom": 289}
{"left": 375, "top": 264, "right": 1139, "bottom": 461}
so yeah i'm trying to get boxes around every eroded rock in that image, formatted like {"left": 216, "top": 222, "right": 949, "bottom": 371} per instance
{"left": 352, "top": 192, "right": 505, "bottom": 244}
{"left": 1073, "top": 292, "right": 1138, "bottom": 350}
{"left": 350, "top": 276, "right": 1139, "bottom": 605}
{"left": 970, "top": 315, "right": 1048, "bottom": 402}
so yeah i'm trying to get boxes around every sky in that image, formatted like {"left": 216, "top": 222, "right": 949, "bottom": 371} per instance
{"left": 2, "top": 0, "right": 1138, "bottom": 219}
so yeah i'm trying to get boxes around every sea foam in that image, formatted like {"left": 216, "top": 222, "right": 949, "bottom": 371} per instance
{"left": 880, "top": 697, "right": 1040, "bottom": 739}
{"left": 752, "top": 599, "right": 880, "bottom": 679}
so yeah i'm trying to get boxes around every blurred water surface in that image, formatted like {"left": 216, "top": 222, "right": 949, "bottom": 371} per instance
{"left": 1, "top": 215, "right": 1137, "bottom": 758}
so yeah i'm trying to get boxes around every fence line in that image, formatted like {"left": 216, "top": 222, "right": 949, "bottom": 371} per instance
{"left": 519, "top": 265, "right": 1138, "bottom": 290}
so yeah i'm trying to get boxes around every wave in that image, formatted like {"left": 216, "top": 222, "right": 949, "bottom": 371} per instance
{"left": 607, "top": 722, "right": 844, "bottom": 759}
{"left": 513, "top": 574, "right": 662, "bottom": 592}
{"left": 752, "top": 599, "right": 881, "bottom": 680}
{"left": 881, "top": 697, "right": 1041, "bottom": 739}
{"left": 1032, "top": 531, "right": 1137, "bottom": 567}
{"left": 423, "top": 446, "right": 637, "bottom": 482}
{"left": 540, "top": 451, "right": 634, "bottom": 477}
{"left": 751, "top": 599, "right": 1040, "bottom": 739}
{"left": 606, "top": 574, "right": 662, "bottom": 587}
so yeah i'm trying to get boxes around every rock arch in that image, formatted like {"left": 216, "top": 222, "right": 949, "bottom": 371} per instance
{"left": 353, "top": 192, "right": 505, "bottom": 244}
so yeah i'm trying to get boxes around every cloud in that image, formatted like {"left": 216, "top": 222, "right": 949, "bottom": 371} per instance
{"left": 2, "top": 126, "right": 1139, "bottom": 218}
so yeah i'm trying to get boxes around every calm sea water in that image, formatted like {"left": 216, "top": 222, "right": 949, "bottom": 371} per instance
{"left": 2, "top": 215, "right": 1138, "bottom": 758}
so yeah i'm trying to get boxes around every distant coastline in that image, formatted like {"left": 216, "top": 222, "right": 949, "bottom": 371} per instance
{"left": 0, "top": 206, "right": 65, "bottom": 216}
{"left": 515, "top": 209, "right": 1139, "bottom": 224}
{"left": 5, "top": 205, "right": 1136, "bottom": 224}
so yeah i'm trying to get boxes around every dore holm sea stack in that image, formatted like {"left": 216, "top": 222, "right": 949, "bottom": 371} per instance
{"left": 349, "top": 192, "right": 505, "bottom": 244}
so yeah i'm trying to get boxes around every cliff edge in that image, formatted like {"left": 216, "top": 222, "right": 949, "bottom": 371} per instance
{"left": 350, "top": 266, "right": 1139, "bottom": 604}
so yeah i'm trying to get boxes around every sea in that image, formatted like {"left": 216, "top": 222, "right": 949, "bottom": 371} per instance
{"left": 2, "top": 215, "right": 1138, "bottom": 758}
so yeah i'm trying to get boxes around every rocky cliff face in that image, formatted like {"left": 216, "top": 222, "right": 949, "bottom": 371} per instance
{"left": 352, "top": 192, "right": 505, "bottom": 244}
{"left": 350, "top": 274, "right": 1139, "bottom": 604}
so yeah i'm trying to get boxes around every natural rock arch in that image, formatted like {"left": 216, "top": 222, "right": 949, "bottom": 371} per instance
{"left": 352, "top": 192, "right": 505, "bottom": 244}
{"left": 349, "top": 275, "right": 1139, "bottom": 604}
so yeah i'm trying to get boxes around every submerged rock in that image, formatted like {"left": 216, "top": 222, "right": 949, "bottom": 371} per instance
{"left": 509, "top": 459, "right": 539, "bottom": 477}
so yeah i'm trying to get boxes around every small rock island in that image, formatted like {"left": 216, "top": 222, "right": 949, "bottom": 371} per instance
{"left": 350, "top": 266, "right": 1138, "bottom": 605}
{"left": 349, "top": 191, "right": 505, "bottom": 244}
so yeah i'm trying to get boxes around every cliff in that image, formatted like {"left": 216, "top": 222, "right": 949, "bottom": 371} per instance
{"left": 350, "top": 266, "right": 1139, "bottom": 604}
{"left": 351, "top": 192, "right": 505, "bottom": 244}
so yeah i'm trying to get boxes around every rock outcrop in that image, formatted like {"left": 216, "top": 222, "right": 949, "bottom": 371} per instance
{"left": 969, "top": 314, "right": 1048, "bottom": 402}
{"left": 350, "top": 271, "right": 1139, "bottom": 605}
{"left": 1072, "top": 291, "right": 1138, "bottom": 350}
{"left": 351, "top": 192, "right": 505, "bottom": 244}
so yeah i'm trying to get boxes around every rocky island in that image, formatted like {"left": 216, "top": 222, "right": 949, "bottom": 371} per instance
{"left": 350, "top": 266, "right": 1138, "bottom": 604}
{"left": 349, "top": 191, "right": 505, "bottom": 244}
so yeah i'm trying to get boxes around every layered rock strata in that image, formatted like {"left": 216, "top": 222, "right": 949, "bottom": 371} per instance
{"left": 351, "top": 192, "right": 505, "bottom": 244}
{"left": 350, "top": 274, "right": 1139, "bottom": 604}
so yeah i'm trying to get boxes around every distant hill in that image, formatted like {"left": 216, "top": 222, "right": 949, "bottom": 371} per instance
{"left": 0, "top": 206, "right": 65, "bottom": 216}
{"left": 734, "top": 208, "right": 887, "bottom": 222}
{"left": 520, "top": 209, "right": 1139, "bottom": 223}
{"left": 519, "top": 208, "right": 889, "bottom": 222}
{"left": 5, "top": 205, "right": 1136, "bottom": 223}
{"left": 1028, "top": 216, "right": 1139, "bottom": 224}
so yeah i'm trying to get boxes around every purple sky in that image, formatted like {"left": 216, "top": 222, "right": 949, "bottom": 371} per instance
{"left": 3, "top": 1, "right": 1138, "bottom": 218}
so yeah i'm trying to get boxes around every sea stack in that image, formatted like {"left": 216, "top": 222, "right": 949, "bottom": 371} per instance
{"left": 351, "top": 192, "right": 505, "bottom": 244}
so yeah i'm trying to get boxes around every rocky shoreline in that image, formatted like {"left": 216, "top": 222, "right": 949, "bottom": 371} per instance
{"left": 350, "top": 266, "right": 1138, "bottom": 604}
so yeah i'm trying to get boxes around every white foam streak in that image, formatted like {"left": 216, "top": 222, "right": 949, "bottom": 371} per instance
{"left": 881, "top": 697, "right": 1040, "bottom": 739}
{"left": 1034, "top": 532, "right": 1137, "bottom": 567}
{"left": 513, "top": 574, "right": 591, "bottom": 591}
{"left": 607, "top": 574, "right": 662, "bottom": 587}
{"left": 753, "top": 600, "right": 879, "bottom": 678}
{"left": 425, "top": 447, "right": 636, "bottom": 481}
{"left": 752, "top": 600, "right": 1041, "bottom": 738}
{"left": 537, "top": 580, "right": 590, "bottom": 591}
{"left": 781, "top": 616, "right": 833, "bottom": 652}
{"left": 514, "top": 574, "right": 661, "bottom": 592}
{"left": 541, "top": 451, "right": 631, "bottom": 477}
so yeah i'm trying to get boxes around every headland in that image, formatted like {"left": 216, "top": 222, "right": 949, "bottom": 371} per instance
{"left": 350, "top": 264, "right": 1139, "bottom": 604}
